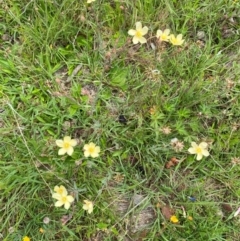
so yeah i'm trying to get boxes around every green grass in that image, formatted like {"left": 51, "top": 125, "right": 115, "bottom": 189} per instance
{"left": 0, "top": 0, "right": 240, "bottom": 240}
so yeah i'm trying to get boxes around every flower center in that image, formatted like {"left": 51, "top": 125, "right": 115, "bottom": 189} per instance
{"left": 61, "top": 196, "right": 67, "bottom": 203}
{"left": 195, "top": 147, "right": 202, "bottom": 154}
{"left": 63, "top": 142, "right": 70, "bottom": 149}
{"left": 136, "top": 30, "right": 142, "bottom": 38}
{"left": 161, "top": 34, "right": 168, "bottom": 40}
{"left": 58, "top": 188, "right": 64, "bottom": 194}
{"left": 88, "top": 147, "right": 95, "bottom": 153}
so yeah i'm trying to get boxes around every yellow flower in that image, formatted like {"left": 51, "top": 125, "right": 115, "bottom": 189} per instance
{"left": 53, "top": 193, "right": 74, "bottom": 210}
{"left": 187, "top": 216, "right": 193, "bottom": 221}
{"left": 87, "top": 0, "right": 95, "bottom": 3}
{"left": 156, "top": 29, "right": 171, "bottom": 42}
{"left": 56, "top": 136, "right": 77, "bottom": 156}
{"left": 128, "top": 22, "right": 148, "bottom": 44}
{"left": 83, "top": 142, "right": 100, "bottom": 158}
{"left": 39, "top": 228, "right": 45, "bottom": 233}
{"left": 169, "top": 34, "right": 184, "bottom": 46}
{"left": 53, "top": 185, "right": 68, "bottom": 196}
{"left": 22, "top": 236, "right": 30, "bottom": 241}
{"left": 83, "top": 200, "right": 94, "bottom": 214}
{"left": 170, "top": 215, "right": 179, "bottom": 223}
{"left": 188, "top": 142, "right": 209, "bottom": 160}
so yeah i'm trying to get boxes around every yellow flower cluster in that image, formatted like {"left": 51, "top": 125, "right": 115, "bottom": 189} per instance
{"left": 23, "top": 197, "right": 94, "bottom": 240}
{"left": 128, "top": 22, "right": 185, "bottom": 46}
{"left": 157, "top": 29, "right": 184, "bottom": 45}
{"left": 52, "top": 185, "right": 74, "bottom": 210}
{"left": 51, "top": 185, "right": 94, "bottom": 213}
{"left": 56, "top": 136, "right": 100, "bottom": 158}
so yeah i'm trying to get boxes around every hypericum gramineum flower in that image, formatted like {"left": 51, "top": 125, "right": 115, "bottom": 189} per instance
{"left": 83, "top": 142, "right": 100, "bottom": 158}
{"left": 54, "top": 185, "right": 68, "bottom": 196}
{"left": 128, "top": 22, "right": 148, "bottom": 44}
{"left": 169, "top": 34, "right": 184, "bottom": 46}
{"left": 83, "top": 200, "right": 94, "bottom": 214}
{"left": 188, "top": 142, "right": 209, "bottom": 160}
{"left": 22, "top": 236, "right": 30, "bottom": 241}
{"left": 87, "top": 0, "right": 95, "bottom": 3}
{"left": 56, "top": 136, "right": 77, "bottom": 156}
{"left": 52, "top": 192, "right": 74, "bottom": 210}
{"left": 156, "top": 29, "right": 171, "bottom": 42}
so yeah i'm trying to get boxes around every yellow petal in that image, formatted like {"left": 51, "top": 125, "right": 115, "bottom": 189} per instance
{"left": 191, "top": 142, "right": 198, "bottom": 148}
{"left": 66, "top": 146, "right": 74, "bottom": 156}
{"left": 141, "top": 26, "right": 148, "bottom": 35}
{"left": 88, "top": 207, "right": 93, "bottom": 214}
{"left": 58, "top": 148, "right": 67, "bottom": 155}
{"left": 63, "top": 136, "right": 71, "bottom": 142}
{"left": 196, "top": 153, "right": 203, "bottom": 160}
{"left": 177, "top": 34, "right": 183, "bottom": 40}
{"left": 64, "top": 202, "right": 71, "bottom": 209}
{"left": 199, "top": 142, "right": 208, "bottom": 149}
{"left": 188, "top": 147, "right": 196, "bottom": 154}
{"left": 70, "top": 139, "right": 77, "bottom": 146}
{"left": 56, "top": 140, "right": 64, "bottom": 147}
{"left": 202, "top": 149, "right": 210, "bottom": 157}
{"left": 128, "top": 29, "right": 136, "bottom": 36}
{"left": 67, "top": 195, "right": 74, "bottom": 203}
{"left": 84, "top": 150, "right": 90, "bottom": 157}
{"left": 132, "top": 36, "right": 139, "bottom": 44}
{"left": 59, "top": 185, "right": 67, "bottom": 193}
{"left": 55, "top": 200, "right": 64, "bottom": 207}
{"left": 164, "top": 29, "right": 170, "bottom": 35}
{"left": 95, "top": 146, "right": 100, "bottom": 153}
{"left": 54, "top": 185, "right": 59, "bottom": 192}
{"left": 156, "top": 30, "right": 163, "bottom": 38}
{"left": 138, "top": 36, "right": 147, "bottom": 44}
{"left": 135, "top": 22, "right": 142, "bottom": 30}
{"left": 89, "top": 142, "right": 95, "bottom": 148}
{"left": 83, "top": 144, "right": 89, "bottom": 151}
{"left": 91, "top": 152, "right": 99, "bottom": 158}
{"left": 52, "top": 193, "right": 62, "bottom": 199}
